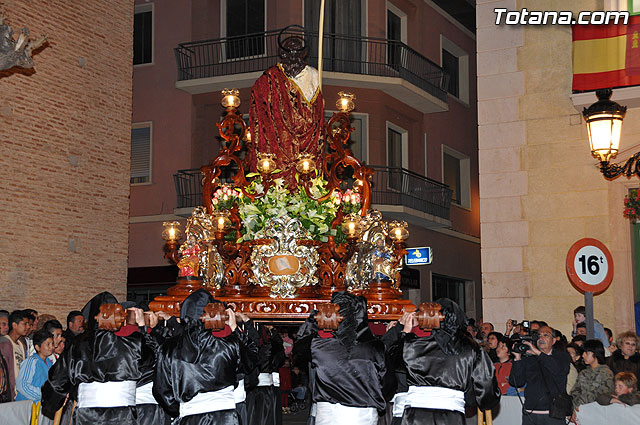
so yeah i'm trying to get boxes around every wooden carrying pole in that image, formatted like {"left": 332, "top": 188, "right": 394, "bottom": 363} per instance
{"left": 477, "top": 408, "right": 493, "bottom": 425}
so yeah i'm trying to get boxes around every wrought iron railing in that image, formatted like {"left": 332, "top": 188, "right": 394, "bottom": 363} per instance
{"left": 369, "top": 166, "right": 452, "bottom": 220}
{"left": 174, "top": 166, "right": 452, "bottom": 220}
{"left": 174, "top": 29, "right": 449, "bottom": 102}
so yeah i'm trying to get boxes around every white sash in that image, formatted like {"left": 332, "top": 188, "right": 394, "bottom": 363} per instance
{"left": 179, "top": 386, "right": 235, "bottom": 418}
{"left": 272, "top": 372, "right": 280, "bottom": 387}
{"left": 405, "top": 386, "right": 465, "bottom": 413}
{"left": 234, "top": 379, "right": 246, "bottom": 403}
{"left": 77, "top": 381, "right": 136, "bottom": 408}
{"left": 257, "top": 372, "right": 273, "bottom": 386}
{"left": 391, "top": 392, "right": 409, "bottom": 418}
{"left": 315, "top": 402, "right": 377, "bottom": 425}
{"left": 135, "top": 382, "right": 157, "bottom": 405}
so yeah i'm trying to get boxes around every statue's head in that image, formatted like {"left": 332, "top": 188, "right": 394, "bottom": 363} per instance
{"left": 278, "top": 26, "right": 308, "bottom": 77}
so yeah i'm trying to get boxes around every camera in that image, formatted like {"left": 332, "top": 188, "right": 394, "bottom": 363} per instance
{"left": 508, "top": 332, "right": 539, "bottom": 355}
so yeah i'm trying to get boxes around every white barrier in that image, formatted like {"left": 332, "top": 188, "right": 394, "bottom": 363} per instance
{"left": 0, "top": 400, "right": 33, "bottom": 425}
{"left": 464, "top": 396, "right": 640, "bottom": 425}
{"left": 575, "top": 401, "right": 640, "bottom": 425}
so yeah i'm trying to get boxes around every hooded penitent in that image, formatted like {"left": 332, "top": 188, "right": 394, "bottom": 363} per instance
{"left": 41, "top": 292, "right": 145, "bottom": 425}
{"left": 388, "top": 298, "right": 500, "bottom": 425}
{"left": 153, "top": 289, "right": 258, "bottom": 425}
{"left": 293, "top": 291, "right": 387, "bottom": 422}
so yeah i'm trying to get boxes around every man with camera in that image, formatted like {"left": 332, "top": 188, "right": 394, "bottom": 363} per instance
{"left": 509, "top": 326, "right": 571, "bottom": 425}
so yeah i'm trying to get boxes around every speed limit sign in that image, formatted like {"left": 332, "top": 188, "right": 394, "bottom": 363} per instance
{"left": 566, "top": 238, "right": 614, "bottom": 294}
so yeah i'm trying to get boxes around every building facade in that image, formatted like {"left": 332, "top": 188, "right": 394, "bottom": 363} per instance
{"left": 129, "top": 0, "right": 482, "bottom": 317}
{"left": 0, "top": 1, "right": 133, "bottom": 320}
{"left": 477, "top": 0, "right": 638, "bottom": 335}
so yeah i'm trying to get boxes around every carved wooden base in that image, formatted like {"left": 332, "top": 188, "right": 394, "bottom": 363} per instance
{"left": 361, "top": 278, "right": 402, "bottom": 301}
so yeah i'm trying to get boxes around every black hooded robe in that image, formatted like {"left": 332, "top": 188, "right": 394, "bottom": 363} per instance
{"left": 386, "top": 299, "right": 500, "bottom": 425}
{"left": 245, "top": 324, "right": 286, "bottom": 425}
{"left": 41, "top": 292, "right": 145, "bottom": 425}
{"left": 294, "top": 292, "right": 387, "bottom": 425}
{"left": 153, "top": 289, "right": 259, "bottom": 425}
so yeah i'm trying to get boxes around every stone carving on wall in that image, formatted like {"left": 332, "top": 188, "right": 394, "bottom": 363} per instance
{"left": 0, "top": 12, "right": 48, "bottom": 73}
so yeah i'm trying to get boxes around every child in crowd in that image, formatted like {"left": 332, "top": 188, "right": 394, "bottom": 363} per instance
{"left": 597, "top": 372, "right": 640, "bottom": 406}
{"left": 15, "top": 329, "right": 54, "bottom": 402}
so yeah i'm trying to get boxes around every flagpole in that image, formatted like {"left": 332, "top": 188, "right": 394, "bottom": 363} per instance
{"left": 318, "top": 0, "right": 325, "bottom": 91}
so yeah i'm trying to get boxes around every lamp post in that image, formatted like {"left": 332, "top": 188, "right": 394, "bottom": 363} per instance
{"left": 583, "top": 88, "right": 633, "bottom": 179}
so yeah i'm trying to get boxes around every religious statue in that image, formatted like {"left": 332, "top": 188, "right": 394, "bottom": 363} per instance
{"left": 177, "top": 235, "right": 203, "bottom": 277}
{"left": 249, "top": 27, "right": 324, "bottom": 187}
{"left": 0, "top": 13, "right": 47, "bottom": 72}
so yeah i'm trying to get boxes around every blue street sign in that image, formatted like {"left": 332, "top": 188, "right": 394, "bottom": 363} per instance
{"left": 405, "top": 247, "right": 432, "bottom": 265}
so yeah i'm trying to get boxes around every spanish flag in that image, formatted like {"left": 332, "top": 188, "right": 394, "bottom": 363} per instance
{"left": 573, "top": 16, "right": 640, "bottom": 91}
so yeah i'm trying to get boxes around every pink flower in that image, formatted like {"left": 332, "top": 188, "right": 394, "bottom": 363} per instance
{"left": 344, "top": 194, "right": 351, "bottom": 203}
{"left": 212, "top": 198, "right": 219, "bottom": 205}
{"left": 351, "top": 197, "right": 357, "bottom": 205}
{"left": 223, "top": 194, "right": 229, "bottom": 201}
{"left": 215, "top": 189, "right": 223, "bottom": 197}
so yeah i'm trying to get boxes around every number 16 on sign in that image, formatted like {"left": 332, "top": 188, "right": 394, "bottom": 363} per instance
{"left": 566, "top": 238, "right": 614, "bottom": 340}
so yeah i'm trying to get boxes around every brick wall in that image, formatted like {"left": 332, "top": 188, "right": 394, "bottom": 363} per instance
{"left": 0, "top": 1, "right": 133, "bottom": 321}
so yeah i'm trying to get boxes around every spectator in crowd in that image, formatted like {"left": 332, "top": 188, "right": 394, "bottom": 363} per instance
{"left": 15, "top": 328, "right": 54, "bottom": 402}
{"left": 604, "top": 328, "right": 613, "bottom": 345}
{"left": 479, "top": 322, "right": 494, "bottom": 342}
{"left": 42, "top": 320, "right": 64, "bottom": 364}
{"left": 509, "top": 326, "right": 571, "bottom": 425}
{"left": 570, "top": 340, "right": 614, "bottom": 408}
{"left": 0, "top": 310, "right": 9, "bottom": 336}
{"left": 571, "top": 335, "right": 586, "bottom": 347}
{"left": 529, "top": 320, "right": 547, "bottom": 333}
{"left": 607, "top": 331, "right": 640, "bottom": 380}
{"left": 575, "top": 323, "right": 587, "bottom": 336}
{"left": 0, "top": 338, "right": 10, "bottom": 403}
{"left": 567, "top": 343, "right": 586, "bottom": 373}
{"left": 22, "top": 309, "right": 37, "bottom": 357}
{"left": 596, "top": 371, "right": 640, "bottom": 406}
{"left": 494, "top": 338, "right": 516, "bottom": 396}
{"left": 0, "top": 310, "right": 29, "bottom": 400}
{"left": 36, "top": 314, "right": 57, "bottom": 330}
{"left": 63, "top": 310, "right": 84, "bottom": 346}
{"left": 290, "top": 365, "right": 308, "bottom": 402}
{"left": 23, "top": 309, "right": 38, "bottom": 332}
{"left": 572, "top": 306, "right": 609, "bottom": 349}
{"left": 486, "top": 331, "right": 502, "bottom": 363}
{"left": 466, "top": 319, "right": 480, "bottom": 341}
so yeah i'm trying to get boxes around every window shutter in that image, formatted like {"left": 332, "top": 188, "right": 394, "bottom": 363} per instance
{"left": 131, "top": 126, "right": 151, "bottom": 184}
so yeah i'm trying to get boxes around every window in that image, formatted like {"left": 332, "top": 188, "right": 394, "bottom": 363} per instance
{"left": 386, "top": 122, "right": 408, "bottom": 191}
{"left": 131, "top": 124, "right": 152, "bottom": 184}
{"left": 305, "top": 0, "right": 362, "bottom": 72}
{"left": 133, "top": 5, "right": 153, "bottom": 65}
{"left": 432, "top": 274, "right": 466, "bottom": 311}
{"left": 325, "top": 112, "right": 368, "bottom": 163}
{"left": 442, "top": 145, "right": 470, "bottom": 208}
{"left": 441, "top": 36, "right": 470, "bottom": 104}
{"left": 442, "top": 49, "right": 459, "bottom": 97}
{"left": 225, "top": 0, "right": 265, "bottom": 59}
{"left": 386, "top": 3, "right": 407, "bottom": 70}
{"left": 387, "top": 10, "right": 402, "bottom": 68}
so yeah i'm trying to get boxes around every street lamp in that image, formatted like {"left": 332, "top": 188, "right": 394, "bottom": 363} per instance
{"left": 583, "top": 88, "right": 633, "bottom": 179}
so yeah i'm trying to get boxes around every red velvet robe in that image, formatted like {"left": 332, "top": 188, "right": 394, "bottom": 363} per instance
{"left": 249, "top": 64, "right": 324, "bottom": 187}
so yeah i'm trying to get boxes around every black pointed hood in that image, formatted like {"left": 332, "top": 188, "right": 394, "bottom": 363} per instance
{"left": 331, "top": 291, "right": 372, "bottom": 346}
{"left": 180, "top": 289, "right": 218, "bottom": 325}
{"left": 81, "top": 292, "right": 119, "bottom": 332}
{"left": 433, "top": 297, "right": 468, "bottom": 355}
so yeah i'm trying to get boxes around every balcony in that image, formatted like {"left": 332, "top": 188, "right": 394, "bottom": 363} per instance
{"left": 174, "top": 29, "right": 449, "bottom": 113}
{"left": 173, "top": 166, "right": 452, "bottom": 228}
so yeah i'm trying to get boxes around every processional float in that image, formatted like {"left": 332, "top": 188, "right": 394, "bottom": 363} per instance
{"left": 149, "top": 29, "right": 417, "bottom": 320}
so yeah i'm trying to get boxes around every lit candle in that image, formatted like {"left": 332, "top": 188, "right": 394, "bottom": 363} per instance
{"left": 169, "top": 227, "right": 175, "bottom": 240}
{"left": 217, "top": 217, "right": 226, "bottom": 231}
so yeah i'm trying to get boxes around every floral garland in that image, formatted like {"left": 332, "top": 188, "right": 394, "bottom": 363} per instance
{"left": 624, "top": 188, "right": 640, "bottom": 221}
{"left": 212, "top": 175, "right": 362, "bottom": 242}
